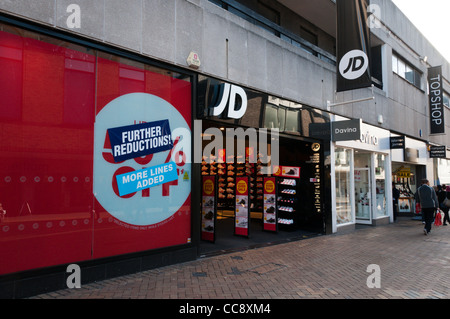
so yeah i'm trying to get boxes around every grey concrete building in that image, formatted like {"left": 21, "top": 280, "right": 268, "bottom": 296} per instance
{"left": 0, "top": 0, "right": 449, "bottom": 297}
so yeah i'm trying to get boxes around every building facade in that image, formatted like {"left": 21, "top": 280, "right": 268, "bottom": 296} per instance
{"left": 0, "top": 0, "right": 449, "bottom": 298}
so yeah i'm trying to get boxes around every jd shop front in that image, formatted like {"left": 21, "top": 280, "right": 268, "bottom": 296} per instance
{"left": 195, "top": 76, "right": 332, "bottom": 255}
{"left": 331, "top": 117, "right": 393, "bottom": 233}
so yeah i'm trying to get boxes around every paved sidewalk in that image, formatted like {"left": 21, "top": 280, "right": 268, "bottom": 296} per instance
{"left": 32, "top": 217, "right": 450, "bottom": 299}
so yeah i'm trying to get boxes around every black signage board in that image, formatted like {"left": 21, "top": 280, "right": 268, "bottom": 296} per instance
{"left": 429, "top": 145, "right": 446, "bottom": 158}
{"left": 331, "top": 119, "right": 362, "bottom": 141}
{"left": 405, "top": 148, "right": 419, "bottom": 163}
{"left": 390, "top": 136, "right": 405, "bottom": 149}
{"left": 309, "top": 122, "right": 331, "bottom": 141}
{"left": 428, "top": 66, "right": 445, "bottom": 134}
{"left": 336, "top": 0, "right": 372, "bottom": 92}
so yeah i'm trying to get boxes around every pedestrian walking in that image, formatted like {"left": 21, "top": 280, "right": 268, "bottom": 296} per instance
{"left": 442, "top": 185, "right": 450, "bottom": 226}
{"left": 392, "top": 183, "right": 400, "bottom": 221}
{"left": 437, "top": 184, "right": 445, "bottom": 207}
{"left": 416, "top": 179, "right": 438, "bottom": 235}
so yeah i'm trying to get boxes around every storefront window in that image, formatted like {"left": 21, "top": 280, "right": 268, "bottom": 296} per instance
{"left": 375, "top": 154, "right": 387, "bottom": 217}
{"left": 0, "top": 24, "right": 95, "bottom": 275}
{"left": 0, "top": 23, "right": 192, "bottom": 275}
{"left": 93, "top": 52, "right": 192, "bottom": 259}
{"left": 437, "top": 158, "right": 450, "bottom": 185}
{"left": 335, "top": 148, "right": 353, "bottom": 224}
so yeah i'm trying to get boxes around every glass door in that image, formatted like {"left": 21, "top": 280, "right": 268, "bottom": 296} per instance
{"left": 355, "top": 168, "right": 372, "bottom": 224}
{"left": 375, "top": 154, "right": 387, "bottom": 218}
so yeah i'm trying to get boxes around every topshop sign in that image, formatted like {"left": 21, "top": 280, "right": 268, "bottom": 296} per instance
{"left": 428, "top": 66, "right": 445, "bottom": 134}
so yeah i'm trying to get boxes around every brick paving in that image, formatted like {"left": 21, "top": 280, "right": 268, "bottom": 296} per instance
{"left": 32, "top": 217, "right": 450, "bottom": 299}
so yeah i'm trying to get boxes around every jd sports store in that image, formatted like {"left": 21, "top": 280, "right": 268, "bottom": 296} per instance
{"left": 196, "top": 76, "right": 330, "bottom": 255}
{"left": 0, "top": 17, "right": 330, "bottom": 297}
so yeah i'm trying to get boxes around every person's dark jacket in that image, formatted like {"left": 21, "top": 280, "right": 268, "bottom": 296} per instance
{"left": 437, "top": 187, "right": 447, "bottom": 206}
{"left": 417, "top": 184, "right": 438, "bottom": 209}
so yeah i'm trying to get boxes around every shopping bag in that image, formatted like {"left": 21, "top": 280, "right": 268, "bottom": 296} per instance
{"left": 434, "top": 209, "right": 443, "bottom": 226}
{"left": 415, "top": 203, "right": 421, "bottom": 215}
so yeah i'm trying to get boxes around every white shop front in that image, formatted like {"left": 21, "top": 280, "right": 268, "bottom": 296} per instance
{"left": 331, "top": 116, "right": 392, "bottom": 233}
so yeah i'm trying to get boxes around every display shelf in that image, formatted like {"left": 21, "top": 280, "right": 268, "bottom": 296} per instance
{"left": 276, "top": 177, "right": 299, "bottom": 231}
{"left": 202, "top": 152, "right": 270, "bottom": 215}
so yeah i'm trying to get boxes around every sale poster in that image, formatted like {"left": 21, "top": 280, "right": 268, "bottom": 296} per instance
{"left": 263, "top": 177, "right": 277, "bottom": 232}
{"left": 201, "top": 176, "right": 216, "bottom": 242}
{"left": 234, "top": 177, "right": 249, "bottom": 237}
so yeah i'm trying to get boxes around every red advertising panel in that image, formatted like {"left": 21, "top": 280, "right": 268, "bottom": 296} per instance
{"left": 92, "top": 54, "right": 192, "bottom": 259}
{"left": 0, "top": 29, "right": 94, "bottom": 275}
{"left": 0, "top": 25, "right": 192, "bottom": 275}
{"left": 234, "top": 177, "right": 249, "bottom": 237}
{"left": 201, "top": 176, "right": 216, "bottom": 242}
{"left": 273, "top": 165, "right": 301, "bottom": 178}
{"left": 263, "top": 177, "right": 277, "bottom": 232}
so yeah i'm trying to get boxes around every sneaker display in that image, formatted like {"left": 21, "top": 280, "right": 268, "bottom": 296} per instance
{"left": 286, "top": 169, "right": 296, "bottom": 175}
{"left": 204, "top": 211, "right": 214, "bottom": 220}
{"left": 205, "top": 199, "right": 214, "bottom": 207}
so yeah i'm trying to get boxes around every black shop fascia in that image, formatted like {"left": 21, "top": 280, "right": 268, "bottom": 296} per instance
{"left": 195, "top": 75, "right": 332, "bottom": 254}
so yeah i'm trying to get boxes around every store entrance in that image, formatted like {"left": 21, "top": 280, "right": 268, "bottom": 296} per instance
{"left": 199, "top": 121, "right": 324, "bottom": 256}
{"left": 354, "top": 167, "right": 372, "bottom": 224}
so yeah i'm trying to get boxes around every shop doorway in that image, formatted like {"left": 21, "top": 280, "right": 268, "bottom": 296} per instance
{"left": 354, "top": 167, "right": 372, "bottom": 224}
{"left": 354, "top": 151, "right": 372, "bottom": 224}
{"left": 392, "top": 163, "right": 425, "bottom": 217}
{"left": 199, "top": 120, "right": 324, "bottom": 256}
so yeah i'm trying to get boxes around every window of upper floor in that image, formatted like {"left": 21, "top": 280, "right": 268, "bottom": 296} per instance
{"left": 392, "top": 52, "right": 422, "bottom": 89}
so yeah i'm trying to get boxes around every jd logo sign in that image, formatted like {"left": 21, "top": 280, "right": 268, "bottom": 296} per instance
{"left": 339, "top": 50, "right": 369, "bottom": 80}
{"left": 208, "top": 83, "right": 248, "bottom": 119}
{"left": 336, "top": 0, "right": 371, "bottom": 92}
